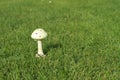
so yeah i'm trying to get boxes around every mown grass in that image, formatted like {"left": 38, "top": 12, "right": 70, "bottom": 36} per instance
{"left": 0, "top": 0, "right": 120, "bottom": 80}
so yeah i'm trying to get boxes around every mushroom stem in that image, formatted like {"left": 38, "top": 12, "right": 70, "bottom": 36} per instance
{"left": 37, "top": 40, "right": 44, "bottom": 56}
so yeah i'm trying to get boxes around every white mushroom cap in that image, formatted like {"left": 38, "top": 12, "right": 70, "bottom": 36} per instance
{"left": 31, "top": 28, "right": 47, "bottom": 40}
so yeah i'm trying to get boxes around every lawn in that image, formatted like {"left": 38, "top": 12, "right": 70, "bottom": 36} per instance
{"left": 0, "top": 0, "right": 120, "bottom": 80}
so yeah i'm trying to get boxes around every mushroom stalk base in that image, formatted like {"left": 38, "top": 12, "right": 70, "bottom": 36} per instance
{"left": 37, "top": 40, "right": 45, "bottom": 56}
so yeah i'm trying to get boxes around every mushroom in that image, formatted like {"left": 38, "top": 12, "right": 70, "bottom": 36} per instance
{"left": 31, "top": 28, "right": 47, "bottom": 57}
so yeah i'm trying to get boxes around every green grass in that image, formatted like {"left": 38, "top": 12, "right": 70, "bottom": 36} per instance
{"left": 0, "top": 0, "right": 120, "bottom": 80}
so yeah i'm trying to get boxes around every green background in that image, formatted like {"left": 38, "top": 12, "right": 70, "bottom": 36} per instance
{"left": 0, "top": 0, "right": 120, "bottom": 80}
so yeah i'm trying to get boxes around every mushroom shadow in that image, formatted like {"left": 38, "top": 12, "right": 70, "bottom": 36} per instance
{"left": 44, "top": 43, "right": 62, "bottom": 55}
